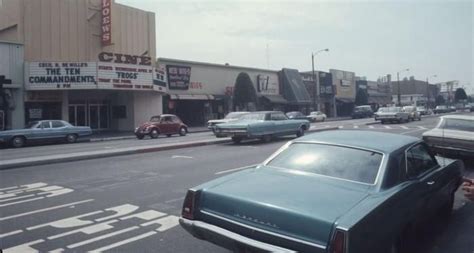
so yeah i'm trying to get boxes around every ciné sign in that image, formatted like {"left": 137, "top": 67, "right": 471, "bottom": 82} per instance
{"left": 98, "top": 52, "right": 152, "bottom": 66}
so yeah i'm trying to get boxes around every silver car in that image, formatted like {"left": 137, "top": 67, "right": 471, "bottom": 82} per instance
{"left": 375, "top": 107, "right": 410, "bottom": 124}
{"left": 423, "top": 115, "right": 474, "bottom": 160}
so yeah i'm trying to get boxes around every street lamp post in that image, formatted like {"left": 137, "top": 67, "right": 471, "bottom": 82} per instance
{"left": 396, "top": 68, "right": 410, "bottom": 106}
{"left": 311, "top": 48, "right": 329, "bottom": 111}
{"left": 426, "top": 74, "right": 437, "bottom": 109}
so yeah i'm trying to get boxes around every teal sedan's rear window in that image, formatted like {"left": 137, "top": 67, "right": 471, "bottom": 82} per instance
{"left": 267, "top": 143, "right": 382, "bottom": 184}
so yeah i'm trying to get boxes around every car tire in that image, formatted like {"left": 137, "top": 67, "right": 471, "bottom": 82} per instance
{"left": 296, "top": 126, "right": 305, "bottom": 137}
{"left": 136, "top": 135, "right": 144, "bottom": 140}
{"left": 65, "top": 134, "right": 78, "bottom": 144}
{"left": 322, "top": 118, "right": 326, "bottom": 122}
{"left": 150, "top": 129, "right": 159, "bottom": 139}
{"left": 179, "top": 127, "right": 187, "bottom": 136}
{"left": 231, "top": 137, "right": 242, "bottom": 144}
{"left": 11, "top": 136, "right": 25, "bottom": 148}
{"left": 262, "top": 135, "right": 272, "bottom": 143}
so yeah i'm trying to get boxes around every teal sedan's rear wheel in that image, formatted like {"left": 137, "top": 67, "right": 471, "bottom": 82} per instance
{"left": 231, "top": 137, "right": 242, "bottom": 144}
{"left": 296, "top": 126, "right": 305, "bottom": 137}
{"left": 261, "top": 134, "right": 272, "bottom": 143}
{"left": 65, "top": 134, "right": 77, "bottom": 143}
{"left": 11, "top": 136, "right": 25, "bottom": 148}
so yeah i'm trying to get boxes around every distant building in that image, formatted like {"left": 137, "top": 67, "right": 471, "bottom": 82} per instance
{"left": 300, "top": 71, "right": 335, "bottom": 116}
{"left": 390, "top": 76, "right": 439, "bottom": 107}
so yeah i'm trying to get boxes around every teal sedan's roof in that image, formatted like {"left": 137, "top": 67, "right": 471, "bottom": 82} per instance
{"left": 296, "top": 130, "right": 419, "bottom": 153}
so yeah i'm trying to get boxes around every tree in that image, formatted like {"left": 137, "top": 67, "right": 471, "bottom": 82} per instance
{"left": 435, "top": 95, "right": 445, "bottom": 105}
{"left": 233, "top": 72, "right": 257, "bottom": 111}
{"left": 454, "top": 88, "right": 468, "bottom": 102}
{"left": 355, "top": 88, "right": 368, "bottom": 106}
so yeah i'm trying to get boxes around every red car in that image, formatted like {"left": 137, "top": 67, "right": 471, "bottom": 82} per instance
{"left": 134, "top": 114, "right": 188, "bottom": 139}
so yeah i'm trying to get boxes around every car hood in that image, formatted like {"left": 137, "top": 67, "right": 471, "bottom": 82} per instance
{"left": 423, "top": 129, "right": 474, "bottom": 141}
{"left": 199, "top": 166, "right": 370, "bottom": 247}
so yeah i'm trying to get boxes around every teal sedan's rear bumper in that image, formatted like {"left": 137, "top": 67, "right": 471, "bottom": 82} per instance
{"left": 179, "top": 218, "right": 297, "bottom": 253}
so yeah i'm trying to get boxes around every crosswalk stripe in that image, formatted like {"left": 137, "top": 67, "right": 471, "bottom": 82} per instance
{"left": 353, "top": 125, "right": 359, "bottom": 129}
{"left": 401, "top": 126, "right": 409, "bottom": 129}
{"left": 417, "top": 126, "right": 427, "bottom": 129}
{"left": 384, "top": 126, "right": 391, "bottom": 129}
{"left": 368, "top": 125, "right": 374, "bottom": 129}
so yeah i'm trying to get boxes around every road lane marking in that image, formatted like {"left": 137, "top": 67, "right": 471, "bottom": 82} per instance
{"left": 121, "top": 210, "right": 167, "bottom": 221}
{"left": 353, "top": 125, "right": 359, "bottom": 129}
{"left": 0, "top": 229, "right": 23, "bottom": 238}
{"left": 417, "top": 126, "right": 427, "bottom": 129}
{"left": 0, "top": 199, "right": 94, "bottom": 221}
{"left": 90, "top": 231, "right": 157, "bottom": 252}
{"left": 3, "top": 239, "right": 44, "bottom": 253}
{"left": 171, "top": 155, "right": 193, "bottom": 159}
{"left": 368, "top": 125, "right": 374, "bottom": 129}
{"left": 0, "top": 194, "right": 35, "bottom": 202}
{"left": 49, "top": 248, "right": 65, "bottom": 253}
{"left": 141, "top": 215, "right": 180, "bottom": 231}
{"left": 164, "top": 197, "right": 184, "bottom": 204}
{"left": 0, "top": 196, "right": 45, "bottom": 207}
{"left": 215, "top": 164, "right": 259, "bottom": 175}
{"left": 48, "top": 219, "right": 118, "bottom": 240}
{"left": 27, "top": 211, "right": 104, "bottom": 230}
{"left": 401, "top": 128, "right": 426, "bottom": 135}
{"left": 401, "top": 126, "right": 409, "bottom": 129}
{"left": 66, "top": 226, "right": 139, "bottom": 249}
{"left": 95, "top": 204, "right": 139, "bottom": 222}
{"left": 384, "top": 126, "right": 391, "bottom": 129}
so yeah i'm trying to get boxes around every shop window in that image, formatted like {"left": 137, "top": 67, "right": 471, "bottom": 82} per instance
{"left": 112, "top": 106, "right": 127, "bottom": 119}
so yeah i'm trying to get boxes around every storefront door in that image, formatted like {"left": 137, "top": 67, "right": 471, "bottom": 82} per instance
{"left": 68, "top": 105, "right": 87, "bottom": 126}
{"left": 89, "top": 104, "right": 109, "bottom": 130}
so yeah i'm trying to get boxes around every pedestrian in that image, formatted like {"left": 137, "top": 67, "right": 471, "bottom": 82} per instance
{"left": 462, "top": 177, "right": 474, "bottom": 201}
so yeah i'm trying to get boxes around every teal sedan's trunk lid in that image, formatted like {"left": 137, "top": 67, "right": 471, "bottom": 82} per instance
{"left": 199, "top": 166, "right": 370, "bottom": 249}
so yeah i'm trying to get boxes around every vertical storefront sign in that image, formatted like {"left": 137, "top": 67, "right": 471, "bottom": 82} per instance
{"left": 167, "top": 65, "right": 191, "bottom": 90}
{"left": 153, "top": 64, "right": 167, "bottom": 92}
{"left": 257, "top": 74, "right": 278, "bottom": 95}
{"left": 26, "top": 62, "right": 97, "bottom": 90}
{"left": 101, "top": 0, "right": 112, "bottom": 46}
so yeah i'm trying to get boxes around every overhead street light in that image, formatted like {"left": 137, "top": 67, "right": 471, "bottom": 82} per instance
{"left": 426, "top": 74, "right": 437, "bottom": 109}
{"left": 396, "top": 68, "right": 410, "bottom": 106}
{"left": 311, "top": 48, "right": 329, "bottom": 111}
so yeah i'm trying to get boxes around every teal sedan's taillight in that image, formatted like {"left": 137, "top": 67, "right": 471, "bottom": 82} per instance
{"left": 330, "top": 229, "right": 347, "bottom": 253}
{"left": 182, "top": 190, "right": 198, "bottom": 220}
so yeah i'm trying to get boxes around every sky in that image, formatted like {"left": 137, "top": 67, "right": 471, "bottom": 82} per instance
{"left": 117, "top": 0, "right": 473, "bottom": 94}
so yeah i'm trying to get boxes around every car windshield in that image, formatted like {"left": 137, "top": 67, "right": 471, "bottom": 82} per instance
{"left": 441, "top": 118, "right": 474, "bottom": 132}
{"left": 225, "top": 112, "right": 247, "bottom": 119}
{"left": 26, "top": 121, "right": 39, "bottom": 128}
{"left": 286, "top": 112, "right": 301, "bottom": 116}
{"left": 378, "top": 107, "right": 400, "bottom": 113}
{"left": 150, "top": 116, "right": 161, "bottom": 122}
{"left": 239, "top": 113, "right": 267, "bottom": 121}
{"left": 267, "top": 143, "right": 382, "bottom": 184}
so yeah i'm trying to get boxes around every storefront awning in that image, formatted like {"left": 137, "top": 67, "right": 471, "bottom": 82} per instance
{"left": 281, "top": 69, "right": 312, "bottom": 105}
{"left": 169, "top": 94, "right": 214, "bottom": 100}
{"left": 260, "top": 95, "right": 288, "bottom": 104}
{"left": 336, "top": 97, "right": 355, "bottom": 103}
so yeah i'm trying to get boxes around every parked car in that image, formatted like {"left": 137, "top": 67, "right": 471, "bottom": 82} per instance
{"left": 375, "top": 107, "right": 410, "bottom": 124}
{"left": 134, "top": 114, "right": 188, "bottom": 139}
{"left": 423, "top": 115, "right": 474, "bottom": 160}
{"left": 214, "top": 111, "right": 310, "bottom": 144}
{"left": 351, "top": 105, "right": 373, "bottom": 119}
{"left": 416, "top": 106, "right": 428, "bottom": 116}
{"left": 433, "top": 105, "right": 449, "bottom": 114}
{"left": 307, "top": 111, "right": 327, "bottom": 122}
{"left": 402, "top": 106, "right": 421, "bottom": 121}
{"left": 180, "top": 131, "right": 463, "bottom": 253}
{"left": 285, "top": 111, "right": 308, "bottom": 120}
{"left": 207, "top": 112, "right": 249, "bottom": 132}
{"left": 468, "top": 103, "right": 474, "bottom": 112}
{"left": 0, "top": 120, "right": 92, "bottom": 148}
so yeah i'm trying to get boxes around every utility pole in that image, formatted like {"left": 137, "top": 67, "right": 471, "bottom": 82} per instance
{"left": 311, "top": 48, "right": 329, "bottom": 111}
{"left": 396, "top": 68, "right": 409, "bottom": 106}
{"left": 426, "top": 75, "right": 436, "bottom": 109}
{"left": 311, "top": 53, "right": 316, "bottom": 111}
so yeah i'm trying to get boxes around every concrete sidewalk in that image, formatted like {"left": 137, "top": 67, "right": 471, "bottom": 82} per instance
{"left": 0, "top": 126, "right": 339, "bottom": 170}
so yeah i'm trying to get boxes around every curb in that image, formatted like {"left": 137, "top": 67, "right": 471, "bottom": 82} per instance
{"left": 365, "top": 121, "right": 380, "bottom": 126}
{"left": 90, "top": 129, "right": 211, "bottom": 142}
{"left": 0, "top": 127, "right": 338, "bottom": 170}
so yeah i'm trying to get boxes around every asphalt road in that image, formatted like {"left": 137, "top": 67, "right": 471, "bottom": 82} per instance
{"left": 0, "top": 117, "right": 376, "bottom": 161}
{"left": 1, "top": 112, "right": 473, "bottom": 253}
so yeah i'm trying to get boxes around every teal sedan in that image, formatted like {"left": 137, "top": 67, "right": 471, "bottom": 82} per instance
{"left": 180, "top": 131, "right": 463, "bottom": 253}
{"left": 214, "top": 111, "right": 310, "bottom": 144}
{"left": 0, "top": 120, "right": 92, "bottom": 148}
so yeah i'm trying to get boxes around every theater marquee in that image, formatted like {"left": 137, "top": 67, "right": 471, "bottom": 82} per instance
{"left": 26, "top": 62, "right": 97, "bottom": 90}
